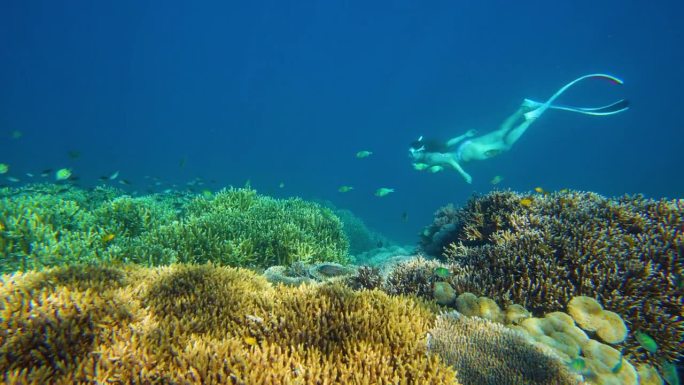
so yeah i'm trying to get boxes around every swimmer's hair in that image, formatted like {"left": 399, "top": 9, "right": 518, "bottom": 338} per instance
{"left": 410, "top": 138, "right": 450, "bottom": 153}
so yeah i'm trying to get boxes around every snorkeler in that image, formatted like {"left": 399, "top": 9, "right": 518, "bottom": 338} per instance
{"left": 409, "top": 73, "right": 629, "bottom": 183}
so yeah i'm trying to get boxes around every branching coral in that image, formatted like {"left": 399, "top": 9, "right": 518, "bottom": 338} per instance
{"left": 423, "top": 190, "right": 683, "bottom": 366}
{"left": 0, "top": 264, "right": 457, "bottom": 384}
{"left": 135, "top": 188, "right": 349, "bottom": 267}
{"left": 0, "top": 184, "right": 349, "bottom": 272}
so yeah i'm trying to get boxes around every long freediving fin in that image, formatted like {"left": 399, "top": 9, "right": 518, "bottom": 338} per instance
{"left": 523, "top": 73, "right": 627, "bottom": 121}
{"left": 523, "top": 98, "right": 630, "bottom": 116}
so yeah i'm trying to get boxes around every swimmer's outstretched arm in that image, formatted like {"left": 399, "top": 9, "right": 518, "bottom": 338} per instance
{"left": 447, "top": 159, "right": 472, "bottom": 184}
{"left": 446, "top": 129, "right": 478, "bottom": 148}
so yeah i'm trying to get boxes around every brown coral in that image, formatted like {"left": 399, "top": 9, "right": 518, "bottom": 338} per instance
{"left": 0, "top": 264, "right": 457, "bottom": 384}
{"left": 430, "top": 190, "right": 683, "bottom": 366}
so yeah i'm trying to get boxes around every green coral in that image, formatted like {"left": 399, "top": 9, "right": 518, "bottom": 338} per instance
{"left": 0, "top": 185, "right": 101, "bottom": 273}
{"left": 133, "top": 188, "right": 349, "bottom": 267}
{"left": 0, "top": 184, "right": 349, "bottom": 272}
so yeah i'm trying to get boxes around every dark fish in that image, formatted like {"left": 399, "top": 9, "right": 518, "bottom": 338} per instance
{"left": 401, "top": 211, "right": 408, "bottom": 222}
{"left": 67, "top": 150, "right": 81, "bottom": 160}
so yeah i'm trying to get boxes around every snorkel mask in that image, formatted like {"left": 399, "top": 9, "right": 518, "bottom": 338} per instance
{"left": 409, "top": 135, "right": 426, "bottom": 159}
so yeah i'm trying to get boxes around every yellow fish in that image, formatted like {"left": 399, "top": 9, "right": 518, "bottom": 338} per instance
{"left": 244, "top": 336, "right": 257, "bottom": 346}
{"left": 534, "top": 187, "right": 544, "bottom": 194}
{"left": 55, "top": 168, "right": 72, "bottom": 181}
{"left": 356, "top": 150, "right": 373, "bottom": 158}
{"left": 490, "top": 175, "right": 503, "bottom": 185}
{"left": 102, "top": 233, "right": 116, "bottom": 243}
{"left": 278, "top": 182, "right": 285, "bottom": 188}
{"left": 0, "top": 163, "right": 8, "bottom": 174}
{"left": 428, "top": 165, "right": 444, "bottom": 173}
{"left": 413, "top": 163, "right": 429, "bottom": 171}
{"left": 338, "top": 186, "right": 354, "bottom": 193}
{"left": 520, "top": 198, "right": 533, "bottom": 207}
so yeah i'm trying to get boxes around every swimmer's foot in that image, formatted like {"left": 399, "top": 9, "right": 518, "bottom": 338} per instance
{"left": 522, "top": 98, "right": 544, "bottom": 112}
{"left": 524, "top": 107, "right": 544, "bottom": 121}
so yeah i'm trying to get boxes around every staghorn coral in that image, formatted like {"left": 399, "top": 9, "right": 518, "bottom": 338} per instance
{"left": 382, "top": 256, "right": 443, "bottom": 298}
{"left": 133, "top": 187, "right": 349, "bottom": 267}
{"left": 428, "top": 190, "right": 683, "bottom": 366}
{"left": 427, "top": 311, "right": 579, "bottom": 385}
{"left": 0, "top": 184, "right": 349, "bottom": 272}
{"left": 419, "top": 193, "right": 519, "bottom": 257}
{"left": 0, "top": 264, "right": 457, "bottom": 384}
{"left": 345, "top": 265, "right": 383, "bottom": 291}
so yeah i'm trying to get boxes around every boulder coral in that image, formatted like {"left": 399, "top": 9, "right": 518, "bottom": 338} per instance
{"left": 0, "top": 264, "right": 457, "bottom": 384}
{"left": 427, "top": 311, "right": 580, "bottom": 385}
{"left": 422, "top": 190, "right": 682, "bottom": 365}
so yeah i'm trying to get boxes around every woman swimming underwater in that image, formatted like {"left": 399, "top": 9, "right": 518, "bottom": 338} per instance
{"left": 408, "top": 73, "right": 629, "bottom": 184}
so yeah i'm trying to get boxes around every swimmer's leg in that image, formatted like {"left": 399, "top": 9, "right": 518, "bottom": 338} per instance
{"left": 499, "top": 107, "right": 526, "bottom": 132}
{"left": 502, "top": 119, "right": 535, "bottom": 148}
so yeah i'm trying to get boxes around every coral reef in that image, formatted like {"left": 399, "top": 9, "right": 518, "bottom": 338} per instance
{"left": 0, "top": 184, "right": 349, "bottom": 272}
{"left": 131, "top": 188, "right": 349, "bottom": 267}
{"left": 330, "top": 207, "right": 393, "bottom": 256}
{"left": 515, "top": 307, "right": 639, "bottom": 385}
{"left": 0, "top": 264, "right": 457, "bottom": 384}
{"left": 419, "top": 190, "right": 682, "bottom": 366}
{"left": 263, "top": 261, "right": 355, "bottom": 286}
{"left": 382, "top": 256, "right": 443, "bottom": 298}
{"left": 344, "top": 265, "right": 383, "bottom": 291}
{"left": 427, "top": 311, "right": 579, "bottom": 385}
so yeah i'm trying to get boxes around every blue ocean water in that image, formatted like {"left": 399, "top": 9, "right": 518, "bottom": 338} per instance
{"left": 1, "top": 0, "right": 682, "bottom": 244}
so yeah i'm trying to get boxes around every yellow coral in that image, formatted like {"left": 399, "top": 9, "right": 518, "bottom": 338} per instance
{"left": 567, "top": 296, "right": 628, "bottom": 344}
{"left": 637, "top": 363, "right": 664, "bottom": 385}
{"left": 595, "top": 310, "right": 628, "bottom": 344}
{"left": 454, "top": 292, "right": 504, "bottom": 322}
{"left": 567, "top": 296, "right": 604, "bottom": 332}
{"left": 504, "top": 304, "right": 531, "bottom": 325}
{"left": 477, "top": 297, "right": 504, "bottom": 323}
{"left": 0, "top": 264, "right": 457, "bottom": 384}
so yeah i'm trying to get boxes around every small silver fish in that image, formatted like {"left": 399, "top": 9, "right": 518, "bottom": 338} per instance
{"left": 375, "top": 187, "right": 394, "bottom": 197}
